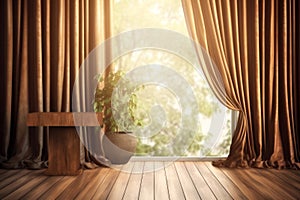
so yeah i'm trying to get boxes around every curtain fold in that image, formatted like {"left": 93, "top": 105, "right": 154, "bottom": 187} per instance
{"left": 182, "top": 0, "right": 300, "bottom": 168}
{"left": 0, "top": 0, "right": 111, "bottom": 169}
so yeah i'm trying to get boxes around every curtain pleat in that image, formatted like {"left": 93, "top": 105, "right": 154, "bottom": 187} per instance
{"left": 182, "top": 0, "right": 300, "bottom": 168}
{"left": 0, "top": 0, "right": 110, "bottom": 169}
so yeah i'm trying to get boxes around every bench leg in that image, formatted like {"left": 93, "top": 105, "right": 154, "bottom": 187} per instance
{"left": 46, "top": 127, "right": 82, "bottom": 175}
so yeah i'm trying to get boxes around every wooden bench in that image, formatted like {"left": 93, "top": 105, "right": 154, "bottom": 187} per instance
{"left": 27, "top": 112, "right": 103, "bottom": 175}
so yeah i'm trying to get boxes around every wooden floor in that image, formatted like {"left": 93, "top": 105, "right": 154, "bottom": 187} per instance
{"left": 0, "top": 161, "right": 300, "bottom": 200}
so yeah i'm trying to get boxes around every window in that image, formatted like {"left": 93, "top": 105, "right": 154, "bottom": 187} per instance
{"left": 111, "top": 0, "right": 233, "bottom": 157}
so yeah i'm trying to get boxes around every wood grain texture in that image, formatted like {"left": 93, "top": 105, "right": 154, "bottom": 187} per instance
{"left": 267, "top": 169, "right": 300, "bottom": 192}
{"left": 184, "top": 162, "right": 216, "bottom": 200}
{"left": 22, "top": 176, "right": 64, "bottom": 199}
{"left": 122, "top": 162, "right": 144, "bottom": 200}
{"left": 258, "top": 169, "right": 300, "bottom": 198}
{"left": 56, "top": 169, "right": 98, "bottom": 200}
{"left": 221, "top": 168, "right": 267, "bottom": 199}
{"left": 174, "top": 162, "right": 200, "bottom": 200}
{"left": 46, "top": 127, "right": 81, "bottom": 175}
{"left": 91, "top": 168, "right": 120, "bottom": 200}
{"left": 165, "top": 162, "right": 185, "bottom": 200}
{"left": 38, "top": 176, "right": 78, "bottom": 199}
{"left": 195, "top": 162, "right": 233, "bottom": 200}
{"left": 139, "top": 162, "right": 154, "bottom": 200}
{"left": 3, "top": 174, "right": 48, "bottom": 199}
{"left": 204, "top": 162, "right": 247, "bottom": 200}
{"left": 0, "top": 170, "right": 31, "bottom": 189}
{"left": 154, "top": 162, "right": 169, "bottom": 200}
{"left": 0, "top": 170, "right": 45, "bottom": 199}
{"left": 243, "top": 168, "right": 298, "bottom": 199}
{"left": 75, "top": 167, "right": 110, "bottom": 200}
{"left": 0, "top": 161, "right": 300, "bottom": 199}
{"left": 27, "top": 112, "right": 103, "bottom": 126}
{"left": 27, "top": 112, "right": 103, "bottom": 176}
{"left": 107, "top": 162, "right": 134, "bottom": 200}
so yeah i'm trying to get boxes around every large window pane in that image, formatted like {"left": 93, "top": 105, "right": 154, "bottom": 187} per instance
{"left": 111, "top": 0, "right": 231, "bottom": 157}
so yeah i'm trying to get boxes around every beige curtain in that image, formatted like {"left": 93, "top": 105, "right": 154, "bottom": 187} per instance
{"left": 0, "top": 0, "right": 110, "bottom": 169}
{"left": 182, "top": 0, "right": 300, "bottom": 168}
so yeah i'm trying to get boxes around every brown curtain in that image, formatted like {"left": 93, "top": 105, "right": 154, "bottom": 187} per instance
{"left": 0, "top": 0, "right": 111, "bottom": 169}
{"left": 182, "top": 0, "right": 300, "bottom": 168}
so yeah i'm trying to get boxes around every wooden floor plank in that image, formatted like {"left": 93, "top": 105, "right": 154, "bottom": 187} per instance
{"left": 184, "top": 162, "right": 216, "bottom": 200}
{"left": 0, "top": 169, "right": 8, "bottom": 175}
{"left": 122, "top": 162, "right": 144, "bottom": 200}
{"left": 221, "top": 168, "right": 267, "bottom": 199}
{"left": 91, "top": 167, "right": 121, "bottom": 199}
{"left": 154, "top": 162, "right": 169, "bottom": 200}
{"left": 38, "top": 176, "right": 78, "bottom": 199}
{"left": 204, "top": 162, "right": 247, "bottom": 200}
{"left": 56, "top": 168, "right": 102, "bottom": 200}
{"left": 22, "top": 176, "right": 64, "bottom": 199}
{"left": 165, "top": 162, "right": 185, "bottom": 200}
{"left": 232, "top": 168, "right": 278, "bottom": 199}
{"left": 3, "top": 172, "right": 48, "bottom": 200}
{"left": 139, "top": 162, "right": 154, "bottom": 200}
{"left": 0, "top": 170, "right": 32, "bottom": 190}
{"left": 1, "top": 161, "right": 300, "bottom": 199}
{"left": 260, "top": 169, "right": 300, "bottom": 198}
{"left": 107, "top": 162, "right": 135, "bottom": 200}
{"left": 0, "top": 169, "right": 27, "bottom": 183}
{"left": 0, "top": 170, "right": 45, "bottom": 199}
{"left": 271, "top": 169, "right": 300, "bottom": 186}
{"left": 195, "top": 162, "right": 232, "bottom": 200}
{"left": 268, "top": 169, "right": 300, "bottom": 191}
{"left": 175, "top": 162, "right": 200, "bottom": 200}
{"left": 286, "top": 168, "right": 300, "bottom": 178}
{"left": 244, "top": 168, "right": 298, "bottom": 200}
{"left": 75, "top": 167, "right": 110, "bottom": 200}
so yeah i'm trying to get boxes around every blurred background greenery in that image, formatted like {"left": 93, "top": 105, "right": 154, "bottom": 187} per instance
{"left": 109, "top": 0, "right": 233, "bottom": 157}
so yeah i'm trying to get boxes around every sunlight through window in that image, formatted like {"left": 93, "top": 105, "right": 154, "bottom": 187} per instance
{"left": 111, "top": 0, "right": 232, "bottom": 157}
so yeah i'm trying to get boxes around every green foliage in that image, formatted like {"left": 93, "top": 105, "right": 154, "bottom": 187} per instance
{"left": 93, "top": 70, "right": 143, "bottom": 133}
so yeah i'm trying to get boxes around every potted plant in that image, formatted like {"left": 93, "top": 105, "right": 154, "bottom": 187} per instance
{"left": 93, "top": 70, "right": 143, "bottom": 164}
